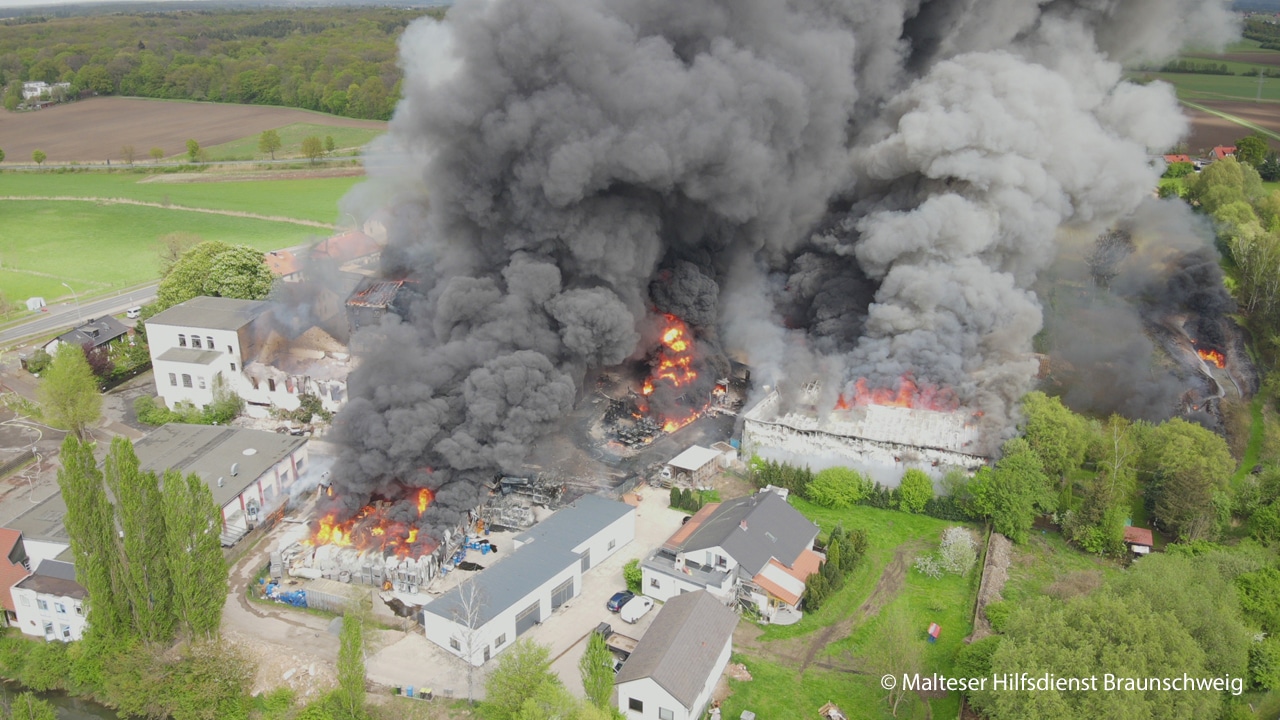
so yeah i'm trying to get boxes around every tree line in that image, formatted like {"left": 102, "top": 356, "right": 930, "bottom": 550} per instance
{"left": 0, "top": 7, "right": 445, "bottom": 118}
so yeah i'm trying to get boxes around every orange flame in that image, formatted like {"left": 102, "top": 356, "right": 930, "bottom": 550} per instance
{"left": 844, "top": 375, "right": 959, "bottom": 412}
{"left": 306, "top": 487, "right": 436, "bottom": 558}
{"left": 1197, "top": 348, "right": 1225, "bottom": 369}
{"left": 640, "top": 314, "right": 706, "bottom": 431}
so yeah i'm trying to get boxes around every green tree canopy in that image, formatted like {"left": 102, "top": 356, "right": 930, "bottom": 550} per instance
{"left": 1140, "top": 418, "right": 1234, "bottom": 541}
{"left": 1187, "top": 157, "right": 1265, "bottom": 213}
{"left": 156, "top": 240, "right": 273, "bottom": 310}
{"left": 897, "top": 469, "right": 933, "bottom": 513}
{"left": 32, "top": 149, "right": 46, "bottom": 165}
{"left": 185, "top": 138, "right": 200, "bottom": 162}
{"left": 485, "top": 640, "right": 561, "bottom": 720}
{"left": 578, "top": 631, "right": 614, "bottom": 710}
{"left": 1236, "top": 134, "right": 1271, "bottom": 167}
{"left": 805, "top": 466, "right": 871, "bottom": 509}
{"left": 335, "top": 613, "right": 366, "bottom": 720}
{"left": 258, "top": 129, "right": 282, "bottom": 159}
{"left": 1021, "top": 391, "right": 1091, "bottom": 481}
{"left": 301, "top": 135, "right": 324, "bottom": 163}
{"left": 39, "top": 342, "right": 101, "bottom": 439}
{"left": 971, "top": 438, "right": 1052, "bottom": 544}
{"left": 0, "top": 148, "right": 5, "bottom": 163}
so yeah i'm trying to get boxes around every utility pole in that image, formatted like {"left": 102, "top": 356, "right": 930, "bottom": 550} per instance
{"left": 1258, "top": 68, "right": 1265, "bottom": 103}
{"left": 61, "top": 282, "right": 82, "bottom": 323}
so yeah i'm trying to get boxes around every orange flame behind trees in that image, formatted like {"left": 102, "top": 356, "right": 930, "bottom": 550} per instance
{"left": 836, "top": 374, "right": 960, "bottom": 413}
{"left": 307, "top": 487, "right": 436, "bottom": 558}
{"left": 1197, "top": 347, "right": 1226, "bottom": 369}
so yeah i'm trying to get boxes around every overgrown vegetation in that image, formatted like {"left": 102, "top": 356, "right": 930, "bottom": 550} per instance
{"left": 666, "top": 486, "right": 719, "bottom": 513}
{"left": 801, "top": 523, "right": 868, "bottom": 612}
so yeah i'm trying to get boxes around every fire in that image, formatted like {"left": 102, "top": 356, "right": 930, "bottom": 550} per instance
{"left": 306, "top": 487, "right": 436, "bottom": 558}
{"left": 1197, "top": 347, "right": 1226, "bottom": 369}
{"left": 639, "top": 314, "right": 706, "bottom": 431}
{"left": 841, "top": 375, "right": 959, "bottom": 412}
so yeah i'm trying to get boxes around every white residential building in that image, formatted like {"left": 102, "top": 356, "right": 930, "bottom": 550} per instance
{"left": 147, "top": 296, "right": 349, "bottom": 416}
{"left": 421, "top": 494, "right": 635, "bottom": 666}
{"left": 11, "top": 560, "right": 86, "bottom": 642}
{"left": 642, "top": 489, "right": 822, "bottom": 620}
{"left": 615, "top": 590, "right": 737, "bottom": 720}
{"left": 132, "top": 424, "right": 309, "bottom": 545}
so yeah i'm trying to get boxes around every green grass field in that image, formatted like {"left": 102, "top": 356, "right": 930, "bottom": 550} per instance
{"left": 0, "top": 200, "right": 325, "bottom": 303}
{"left": 0, "top": 172, "right": 359, "bottom": 224}
{"left": 201, "top": 123, "right": 385, "bottom": 161}
{"left": 724, "top": 501, "right": 979, "bottom": 719}
{"left": 1144, "top": 72, "right": 1280, "bottom": 102}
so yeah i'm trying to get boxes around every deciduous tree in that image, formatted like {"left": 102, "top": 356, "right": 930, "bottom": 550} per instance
{"left": 301, "top": 135, "right": 324, "bottom": 163}
{"left": 805, "top": 466, "right": 871, "bottom": 508}
{"left": 861, "top": 605, "right": 922, "bottom": 717}
{"left": 897, "top": 469, "right": 933, "bottom": 513}
{"left": 157, "top": 240, "right": 273, "bottom": 309}
{"left": 325, "top": 135, "right": 336, "bottom": 154}
{"left": 156, "top": 232, "right": 203, "bottom": 277}
{"left": 1236, "top": 133, "right": 1271, "bottom": 167}
{"left": 578, "top": 631, "right": 614, "bottom": 710}
{"left": 163, "top": 469, "right": 227, "bottom": 639}
{"left": 149, "top": 147, "right": 164, "bottom": 163}
{"left": 38, "top": 342, "right": 101, "bottom": 439}
{"left": 971, "top": 438, "right": 1052, "bottom": 544}
{"left": 484, "top": 640, "right": 559, "bottom": 720}
{"left": 57, "top": 435, "right": 130, "bottom": 639}
{"left": 258, "top": 129, "right": 281, "bottom": 159}
{"left": 121, "top": 145, "right": 136, "bottom": 164}
{"left": 185, "top": 138, "right": 199, "bottom": 162}
{"left": 334, "top": 612, "right": 366, "bottom": 720}
{"left": 32, "top": 149, "right": 46, "bottom": 165}
{"left": 1141, "top": 418, "right": 1234, "bottom": 541}
{"left": 0, "top": 148, "right": 5, "bottom": 163}
{"left": 1021, "top": 391, "right": 1091, "bottom": 483}
{"left": 103, "top": 438, "right": 173, "bottom": 642}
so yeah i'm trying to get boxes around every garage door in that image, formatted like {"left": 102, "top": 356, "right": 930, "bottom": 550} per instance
{"left": 516, "top": 602, "right": 540, "bottom": 636}
{"left": 551, "top": 578, "right": 575, "bottom": 609}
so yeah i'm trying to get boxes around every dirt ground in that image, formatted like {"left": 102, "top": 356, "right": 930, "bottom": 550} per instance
{"left": 0, "top": 96, "right": 386, "bottom": 164}
{"left": 1183, "top": 100, "right": 1280, "bottom": 153}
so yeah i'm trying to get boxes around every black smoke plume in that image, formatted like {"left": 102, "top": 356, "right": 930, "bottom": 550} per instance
{"left": 328, "top": 0, "right": 1237, "bottom": 528}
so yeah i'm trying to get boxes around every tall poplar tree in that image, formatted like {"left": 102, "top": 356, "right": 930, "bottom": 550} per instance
{"left": 103, "top": 438, "right": 173, "bottom": 641}
{"left": 56, "top": 435, "right": 129, "bottom": 639}
{"left": 164, "top": 469, "right": 227, "bottom": 638}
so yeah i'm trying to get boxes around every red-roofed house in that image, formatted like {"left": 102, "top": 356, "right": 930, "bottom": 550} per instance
{"left": 1209, "top": 146, "right": 1237, "bottom": 162}
{"left": 1124, "top": 526, "right": 1154, "bottom": 556}
{"left": 0, "top": 529, "right": 33, "bottom": 627}
{"left": 312, "top": 230, "right": 382, "bottom": 268}
{"left": 1163, "top": 154, "right": 1192, "bottom": 165}
{"left": 264, "top": 250, "right": 303, "bottom": 283}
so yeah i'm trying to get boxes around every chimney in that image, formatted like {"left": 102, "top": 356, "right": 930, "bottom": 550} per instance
{"left": 217, "top": 477, "right": 224, "bottom": 488}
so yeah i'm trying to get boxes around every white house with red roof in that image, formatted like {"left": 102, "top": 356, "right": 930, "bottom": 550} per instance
{"left": 1209, "top": 146, "right": 1237, "bottom": 162}
{"left": 0, "top": 529, "right": 32, "bottom": 628}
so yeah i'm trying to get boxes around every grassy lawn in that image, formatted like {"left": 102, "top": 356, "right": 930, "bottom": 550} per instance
{"left": 0, "top": 171, "right": 359, "bottom": 224}
{"left": 1141, "top": 72, "right": 1280, "bottom": 102}
{"left": 0, "top": 200, "right": 323, "bottom": 302}
{"left": 1232, "top": 396, "right": 1266, "bottom": 487}
{"left": 729, "top": 501, "right": 979, "bottom": 719}
{"left": 1000, "top": 528, "right": 1121, "bottom": 607}
{"left": 201, "top": 123, "right": 384, "bottom": 161}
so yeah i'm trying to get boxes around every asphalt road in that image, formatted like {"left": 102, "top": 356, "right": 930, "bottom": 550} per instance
{"left": 0, "top": 283, "right": 157, "bottom": 348}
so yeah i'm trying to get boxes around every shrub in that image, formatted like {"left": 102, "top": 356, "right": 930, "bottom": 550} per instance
{"left": 954, "top": 636, "right": 1002, "bottom": 688}
{"left": 802, "top": 571, "right": 830, "bottom": 611}
{"left": 805, "top": 467, "right": 872, "bottom": 509}
{"left": 25, "top": 349, "right": 52, "bottom": 375}
{"left": 985, "top": 601, "right": 1011, "bottom": 632}
{"left": 897, "top": 469, "right": 934, "bottom": 513}
{"left": 623, "top": 558, "right": 642, "bottom": 594}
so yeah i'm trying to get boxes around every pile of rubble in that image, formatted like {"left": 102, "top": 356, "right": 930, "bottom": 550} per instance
{"left": 278, "top": 540, "right": 437, "bottom": 593}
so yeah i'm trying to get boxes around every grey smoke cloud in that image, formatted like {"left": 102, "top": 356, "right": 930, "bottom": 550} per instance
{"left": 329, "top": 0, "right": 1237, "bottom": 519}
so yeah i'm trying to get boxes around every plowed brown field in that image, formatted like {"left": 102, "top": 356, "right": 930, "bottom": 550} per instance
{"left": 1182, "top": 100, "right": 1280, "bottom": 152}
{"left": 0, "top": 96, "right": 385, "bottom": 164}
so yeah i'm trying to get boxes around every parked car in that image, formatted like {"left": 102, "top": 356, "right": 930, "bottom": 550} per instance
{"left": 620, "top": 596, "right": 654, "bottom": 624}
{"left": 606, "top": 590, "right": 635, "bottom": 613}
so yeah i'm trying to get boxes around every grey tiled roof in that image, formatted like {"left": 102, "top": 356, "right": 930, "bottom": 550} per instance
{"left": 613, "top": 590, "right": 737, "bottom": 708}
{"left": 132, "top": 424, "right": 305, "bottom": 509}
{"left": 423, "top": 494, "right": 632, "bottom": 625}
{"left": 148, "top": 296, "right": 268, "bottom": 331}
{"left": 678, "top": 491, "right": 818, "bottom": 576}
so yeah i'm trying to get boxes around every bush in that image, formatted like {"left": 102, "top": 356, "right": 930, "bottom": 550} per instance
{"left": 623, "top": 558, "right": 642, "bottom": 595}
{"left": 805, "top": 467, "right": 872, "bottom": 508}
{"left": 1162, "top": 161, "right": 1195, "bottom": 178}
{"left": 954, "top": 636, "right": 1002, "bottom": 686}
{"left": 802, "top": 571, "right": 830, "bottom": 611}
{"left": 25, "top": 349, "right": 52, "bottom": 375}
{"left": 134, "top": 393, "right": 242, "bottom": 427}
{"left": 1250, "top": 638, "right": 1280, "bottom": 690}
{"left": 897, "top": 469, "right": 934, "bottom": 513}
{"left": 984, "top": 601, "right": 1012, "bottom": 632}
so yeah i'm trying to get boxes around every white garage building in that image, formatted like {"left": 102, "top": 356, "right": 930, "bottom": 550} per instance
{"left": 421, "top": 493, "right": 635, "bottom": 666}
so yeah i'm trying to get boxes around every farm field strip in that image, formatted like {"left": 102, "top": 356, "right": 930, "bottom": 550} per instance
{"left": 0, "top": 173, "right": 359, "bottom": 224}
{"left": 201, "top": 123, "right": 385, "bottom": 161}
{"left": 1181, "top": 100, "right": 1280, "bottom": 143}
{"left": 0, "top": 196, "right": 334, "bottom": 229}
{"left": 0, "top": 200, "right": 326, "bottom": 303}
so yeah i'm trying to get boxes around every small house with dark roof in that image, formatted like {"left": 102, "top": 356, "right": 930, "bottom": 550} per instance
{"left": 614, "top": 590, "right": 737, "bottom": 720}
{"left": 11, "top": 560, "right": 86, "bottom": 642}
{"left": 421, "top": 494, "right": 635, "bottom": 666}
{"left": 641, "top": 488, "right": 822, "bottom": 620}
{"left": 1124, "top": 526, "right": 1154, "bottom": 556}
{"left": 0, "top": 529, "right": 31, "bottom": 627}
{"left": 43, "top": 315, "right": 130, "bottom": 354}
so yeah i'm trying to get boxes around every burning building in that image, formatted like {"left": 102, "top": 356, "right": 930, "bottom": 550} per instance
{"left": 315, "top": 0, "right": 1238, "bottom": 556}
{"left": 743, "top": 382, "right": 987, "bottom": 484}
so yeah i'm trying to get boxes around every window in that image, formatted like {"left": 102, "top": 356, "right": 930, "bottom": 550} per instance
{"left": 178, "top": 334, "right": 187, "bottom": 347}
{"left": 608, "top": 539, "right": 616, "bottom": 551}
{"left": 450, "top": 637, "right": 460, "bottom": 650}
{"left": 296, "top": 457, "right": 305, "bottom": 471}
{"left": 191, "top": 336, "right": 202, "bottom": 349}
{"left": 659, "top": 709, "right": 674, "bottom": 720}
{"left": 483, "top": 646, "right": 490, "bottom": 662}
{"left": 250, "top": 377, "right": 260, "bottom": 390}
{"left": 74, "top": 604, "right": 82, "bottom": 616}
{"left": 36, "top": 599, "right": 47, "bottom": 611}
{"left": 19, "top": 596, "right": 28, "bottom": 607}
{"left": 182, "top": 374, "right": 192, "bottom": 388}
{"left": 230, "top": 362, "right": 236, "bottom": 372}
{"left": 650, "top": 578, "right": 661, "bottom": 589}
{"left": 206, "top": 336, "right": 214, "bottom": 349}
{"left": 169, "top": 373, "right": 177, "bottom": 386}
{"left": 629, "top": 699, "right": 644, "bottom": 712}
{"left": 198, "top": 377, "right": 206, "bottom": 390}
{"left": 60, "top": 625, "right": 71, "bottom": 640}
{"left": 268, "top": 378, "right": 276, "bottom": 392}
{"left": 495, "top": 633, "right": 506, "bottom": 647}
{"left": 227, "top": 345, "right": 233, "bottom": 354}
{"left": 42, "top": 622, "right": 53, "bottom": 637}
{"left": 55, "top": 602, "right": 65, "bottom": 614}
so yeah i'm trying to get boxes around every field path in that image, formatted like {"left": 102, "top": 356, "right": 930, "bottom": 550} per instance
{"left": 0, "top": 195, "right": 334, "bottom": 229}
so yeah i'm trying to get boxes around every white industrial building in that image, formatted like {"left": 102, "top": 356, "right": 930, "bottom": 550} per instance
{"left": 147, "top": 296, "right": 350, "bottom": 416}
{"left": 615, "top": 590, "right": 737, "bottom": 720}
{"left": 642, "top": 489, "right": 821, "bottom": 620}
{"left": 11, "top": 560, "right": 87, "bottom": 642}
{"left": 422, "top": 494, "right": 635, "bottom": 666}
{"left": 132, "top": 424, "right": 309, "bottom": 545}
{"left": 662, "top": 445, "right": 725, "bottom": 486}
{"left": 741, "top": 388, "right": 987, "bottom": 484}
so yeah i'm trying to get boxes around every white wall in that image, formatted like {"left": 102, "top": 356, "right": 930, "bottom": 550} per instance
{"left": 148, "top": 322, "right": 244, "bottom": 410}
{"left": 23, "top": 541, "right": 68, "bottom": 570}
{"left": 220, "top": 445, "right": 307, "bottom": 531}
{"left": 571, "top": 511, "right": 635, "bottom": 570}
{"left": 11, "top": 586, "right": 86, "bottom": 642}
{"left": 616, "top": 634, "right": 731, "bottom": 720}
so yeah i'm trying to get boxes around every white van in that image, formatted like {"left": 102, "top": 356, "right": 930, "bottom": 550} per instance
{"left": 125, "top": 307, "right": 142, "bottom": 319}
